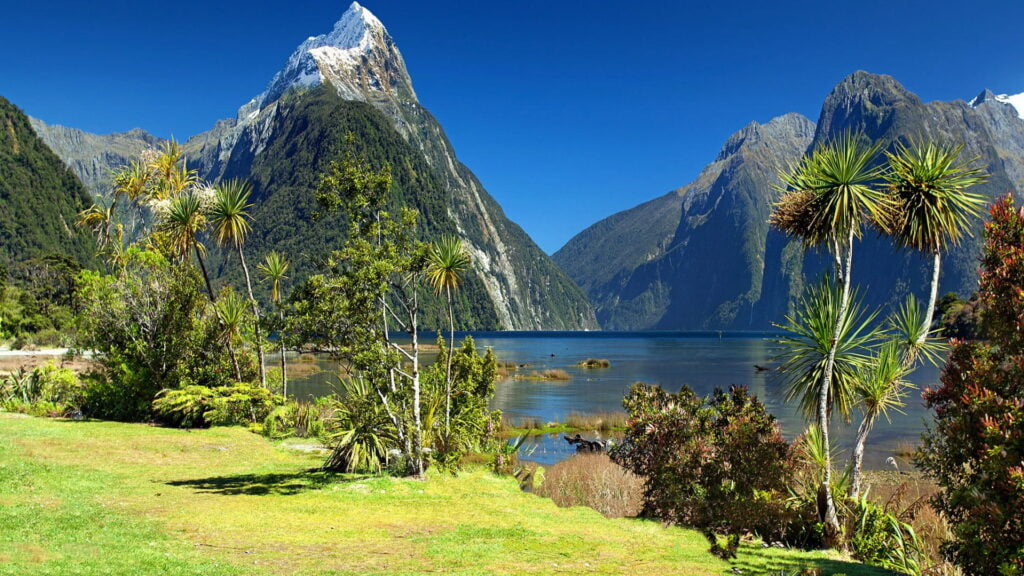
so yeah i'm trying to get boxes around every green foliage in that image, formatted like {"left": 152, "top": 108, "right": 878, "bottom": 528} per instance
{"left": 0, "top": 256, "right": 84, "bottom": 344}
{"left": 880, "top": 138, "right": 988, "bottom": 253}
{"left": 153, "top": 383, "right": 283, "bottom": 428}
{"left": 324, "top": 376, "right": 400, "bottom": 474}
{"left": 0, "top": 96, "right": 97, "bottom": 270}
{"left": 850, "top": 496, "right": 924, "bottom": 575}
{"left": 611, "top": 383, "right": 796, "bottom": 546}
{"left": 76, "top": 249, "right": 246, "bottom": 421}
{"left": 774, "top": 276, "right": 880, "bottom": 423}
{"left": 422, "top": 336, "right": 500, "bottom": 472}
{"left": 917, "top": 195, "right": 1024, "bottom": 576}
{"left": 0, "top": 361, "right": 83, "bottom": 416}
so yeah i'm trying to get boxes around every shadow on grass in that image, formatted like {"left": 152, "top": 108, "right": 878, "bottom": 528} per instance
{"left": 733, "top": 546, "right": 892, "bottom": 576}
{"left": 167, "top": 469, "right": 368, "bottom": 496}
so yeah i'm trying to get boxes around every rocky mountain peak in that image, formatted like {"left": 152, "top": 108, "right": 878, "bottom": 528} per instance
{"left": 715, "top": 113, "right": 814, "bottom": 162}
{"left": 814, "top": 71, "right": 921, "bottom": 141}
{"left": 242, "top": 2, "right": 415, "bottom": 120}
{"left": 970, "top": 89, "right": 1024, "bottom": 119}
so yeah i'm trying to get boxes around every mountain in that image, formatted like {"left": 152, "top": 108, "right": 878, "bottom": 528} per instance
{"left": 28, "top": 118, "right": 163, "bottom": 198}
{"left": 31, "top": 2, "right": 596, "bottom": 330}
{"left": 556, "top": 71, "right": 1024, "bottom": 330}
{"left": 0, "top": 96, "right": 96, "bottom": 268}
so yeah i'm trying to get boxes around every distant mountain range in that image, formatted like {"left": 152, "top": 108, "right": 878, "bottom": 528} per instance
{"left": 25, "top": 2, "right": 597, "bottom": 331}
{"left": 554, "top": 71, "right": 1024, "bottom": 330}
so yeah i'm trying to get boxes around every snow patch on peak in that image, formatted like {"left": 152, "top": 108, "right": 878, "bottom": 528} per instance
{"left": 245, "top": 2, "right": 391, "bottom": 114}
{"left": 995, "top": 93, "right": 1024, "bottom": 119}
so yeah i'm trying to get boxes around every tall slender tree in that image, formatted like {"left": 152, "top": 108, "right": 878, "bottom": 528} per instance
{"left": 881, "top": 139, "right": 987, "bottom": 342}
{"left": 771, "top": 130, "right": 888, "bottom": 543}
{"left": 160, "top": 191, "right": 240, "bottom": 381}
{"left": 849, "top": 340, "right": 909, "bottom": 499}
{"left": 209, "top": 180, "right": 265, "bottom": 387}
{"left": 258, "top": 251, "right": 290, "bottom": 397}
{"left": 426, "top": 235, "right": 470, "bottom": 432}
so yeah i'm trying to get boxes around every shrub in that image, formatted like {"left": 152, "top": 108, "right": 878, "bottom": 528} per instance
{"left": 535, "top": 453, "right": 644, "bottom": 518}
{"left": 577, "top": 358, "right": 611, "bottom": 368}
{"left": 152, "top": 383, "right": 283, "bottom": 428}
{"left": 917, "top": 195, "right": 1024, "bottom": 576}
{"left": 611, "top": 383, "right": 795, "bottom": 552}
{"left": 1, "top": 362, "right": 84, "bottom": 416}
{"left": 850, "top": 495, "right": 924, "bottom": 575}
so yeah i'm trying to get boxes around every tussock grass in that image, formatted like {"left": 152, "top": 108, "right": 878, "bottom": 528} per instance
{"left": 511, "top": 369, "right": 572, "bottom": 382}
{"left": 576, "top": 358, "right": 611, "bottom": 368}
{"left": 0, "top": 415, "right": 893, "bottom": 575}
{"left": 535, "top": 453, "right": 644, "bottom": 518}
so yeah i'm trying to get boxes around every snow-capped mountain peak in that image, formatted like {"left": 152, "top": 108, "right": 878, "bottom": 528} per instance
{"left": 969, "top": 89, "right": 1024, "bottom": 120}
{"left": 240, "top": 2, "right": 415, "bottom": 120}
{"left": 995, "top": 93, "right": 1024, "bottom": 119}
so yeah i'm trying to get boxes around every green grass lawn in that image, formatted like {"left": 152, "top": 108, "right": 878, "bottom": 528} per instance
{"left": 0, "top": 415, "right": 893, "bottom": 575}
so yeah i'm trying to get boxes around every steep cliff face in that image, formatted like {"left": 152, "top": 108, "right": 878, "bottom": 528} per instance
{"left": 560, "top": 72, "right": 1024, "bottom": 330}
{"left": 181, "top": 2, "right": 597, "bottom": 330}
{"left": 28, "top": 118, "right": 163, "bottom": 197}
{"left": 0, "top": 97, "right": 96, "bottom": 267}
{"left": 556, "top": 113, "right": 815, "bottom": 329}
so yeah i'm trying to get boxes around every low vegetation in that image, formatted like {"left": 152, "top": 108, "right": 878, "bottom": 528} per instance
{"left": 534, "top": 453, "right": 644, "bottom": 518}
{"left": 0, "top": 416, "right": 893, "bottom": 575}
{"left": 514, "top": 369, "right": 571, "bottom": 381}
{"left": 576, "top": 357, "right": 611, "bottom": 368}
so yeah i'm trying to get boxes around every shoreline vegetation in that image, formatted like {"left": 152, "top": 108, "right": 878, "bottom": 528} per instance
{"left": 1, "top": 415, "right": 893, "bottom": 576}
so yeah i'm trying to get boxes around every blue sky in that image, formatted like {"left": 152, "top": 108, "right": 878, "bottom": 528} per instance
{"left": 2, "top": 1, "right": 1022, "bottom": 253}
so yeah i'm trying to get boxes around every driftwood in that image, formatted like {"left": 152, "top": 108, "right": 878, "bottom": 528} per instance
{"left": 563, "top": 434, "right": 605, "bottom": 453}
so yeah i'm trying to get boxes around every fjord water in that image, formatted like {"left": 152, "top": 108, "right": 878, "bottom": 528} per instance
{"left": 288, "top": 331, "right": 939, "bottom": 468}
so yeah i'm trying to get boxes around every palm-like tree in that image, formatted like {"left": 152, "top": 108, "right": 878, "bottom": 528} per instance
{"left": 258, "top": 251, "right": 289, "bottom": 397}
{"left": 161, "top": 191, "right": 240, "bottom": 381}
{"left": 776, "top": 277, "right": 880, "bottom": 424}
{"left": 216, "top": 290, "right": 247, "bottom": 382}
{"left": 881, "top": 139, "right": 987, "bottom": 342}
{"left": 209, "top": 179, "right": 265, "bottom": 388}
{"left": 426, "top": 235, "right": 471, "bottom": 432}
{"left": 770, "top": 130, "right": 888, "bottom": 542}
{"left": 850, "top": 339, "right": 910, "bottom": 499}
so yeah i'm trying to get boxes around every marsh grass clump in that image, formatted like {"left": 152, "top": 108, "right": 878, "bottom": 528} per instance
{"left": 535, "top": 453, "right": 644, "bottom": 518}
{"left": 577, "top": 358, "right": 611, "bottom": 369}
{"left": 564, "top": 410, "right": 627, "bottom": 431}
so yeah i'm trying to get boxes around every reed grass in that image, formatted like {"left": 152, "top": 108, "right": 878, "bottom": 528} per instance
{"left": 564, "top": 410, "right": 628, "bottom": 431}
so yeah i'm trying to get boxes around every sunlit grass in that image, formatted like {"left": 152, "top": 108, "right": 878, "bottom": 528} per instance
{"left": 1, "top": 415, "right": 892, "bottom": 575}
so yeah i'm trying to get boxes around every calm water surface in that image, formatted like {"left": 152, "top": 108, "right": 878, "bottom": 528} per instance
{"left": 286, "top": 331, "right": 940, "bottom": 469}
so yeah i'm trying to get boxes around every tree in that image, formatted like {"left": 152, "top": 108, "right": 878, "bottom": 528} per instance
{"left": 849, "top": 340, "right": 909, "bottom": 499}
{"left": 917, "top": 194, "right": 1024, "bottom": 575}
{"left": 611, "top": 383, "right": 794, "bottom": 557}
{"left": 881, "top": 139, "right": 987, "bottom": 342}
{"left": 308, "top": 135, "right": 431, "bottom": 478}
{"left": 426, "top": 235, "right": 471, "bottom": 432}
{"left": 258, "top": 251, "right": 290, "bottom": 397}
{"left": 770, "top": 130, "right": 888, "bottom": 543}
{"left": 214, "top": 290, "right": 247, "bottom": 382}
{"left": 209, "top": 179, "right": 266, "bottom": 387}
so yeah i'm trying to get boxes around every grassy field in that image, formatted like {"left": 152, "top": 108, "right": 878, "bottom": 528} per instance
{"left": 0, "top": 415, "right": 893, "bottom": 575}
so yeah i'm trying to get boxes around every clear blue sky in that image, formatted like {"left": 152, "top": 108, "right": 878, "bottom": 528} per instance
{"left": 2, "top": 1, "right": 1022, "bottom": 253}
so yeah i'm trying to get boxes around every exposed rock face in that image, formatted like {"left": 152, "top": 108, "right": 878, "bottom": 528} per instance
{"left": 558, "top": 71, "right": 1024, "bottom": 330}
{"left": 28, "top": 118, "right": 163, "bottom": 197}
{"left": 556, "top": 113, "right": 815, "bottom": 329}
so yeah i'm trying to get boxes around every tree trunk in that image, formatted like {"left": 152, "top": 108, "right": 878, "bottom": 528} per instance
{"left": 445, "top": 285, "right": 454, "bottom": 433}
{"left": 920, "top": 248, "right": 942, "bottom": 345}
{"left": 237, "top": 246, "right": 266, "bottom": 388}
{"left": 818, "top": 229, "right": 854, "bottom": 546}
{"left": 279, "top": 309, "right": 287, "bottom": 398}
{"left": 411, "top": 294, "right": 424, "bottom": 479}
{"left": 195, "top": 245, "right": 241, "bottom": 382}
{"left": 851, "top": 412, "right": 875, "bottom": 500}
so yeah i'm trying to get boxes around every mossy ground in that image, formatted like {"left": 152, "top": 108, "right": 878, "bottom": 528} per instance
{"left": 0, "top": 415, "right": 892, "bottom": 575}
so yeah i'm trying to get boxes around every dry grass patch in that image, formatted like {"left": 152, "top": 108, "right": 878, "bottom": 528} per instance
{"left": 535, "top": 453, "right": 645, "bottom": 518}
